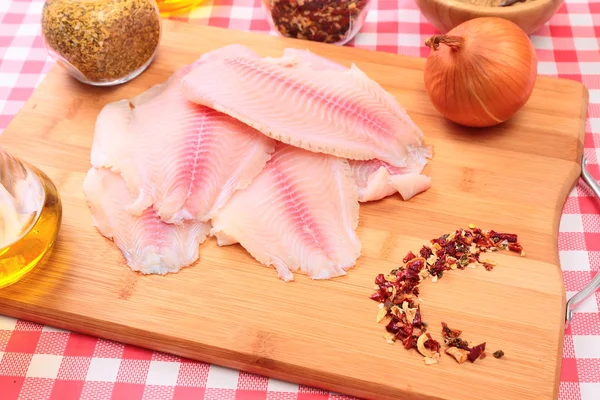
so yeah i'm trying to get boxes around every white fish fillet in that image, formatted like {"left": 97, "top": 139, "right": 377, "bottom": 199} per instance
{"left": 348, "top": 160, "right": 431, "bottom": 202}
{"left": 180, "top": 46, "right": 431, "bottom": 168}
{"left": 269, "top": 48, "right": 432, "bottom": 202}
{"left": 90, "top": 47, "right": 275, "bottom": 225}
{"left": 82, "top": 167, "right": 210, "bottom": 275}
{"left": 210, "top": 144, "right": 361, "bottom": 281}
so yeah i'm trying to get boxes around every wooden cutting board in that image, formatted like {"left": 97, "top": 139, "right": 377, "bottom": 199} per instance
{"left": 0, "top": 20, "right": 588, "bottom": 400}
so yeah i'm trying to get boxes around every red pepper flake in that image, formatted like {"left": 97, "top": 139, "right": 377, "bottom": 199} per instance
{"left": 370, "top": 226, "right": 524, "bottom": 366}
{"left": 508, "top": 243, "right": 526, "bottom": 256}
{"left": 403, "top": 251, "right": 416, "bottom": 263}
{"left": 446, "top": 337, "right": 470, "bottom": 351}
{"left": 403, "top": 335, "right": 415, "bottom": 350}
{"left": 468, "top": 342, "right": 487, "bottom": 362}
{"left": 267, "top": 0, "right": 369, "bottom": 44}
{"left": 419, "top": 246, "right": 433, "bottom": 259}
{"left": 441, "top": 322, "right": 470, "bottom": 350}
{"left": 413, "top": 307, "right": 423, "bottom": 328}
{"left": 406, "top": 257, "right": 426, "bottom": 271}
{"left": 481, "top": 261, "right": 496, "bottom": 271}
{"left": 441, "top": 322, "right": 462, "bottom": 339}
{"left": 424, "top": 333, "right": 441, "bottom": 354}
{"left": 489, "top": 231, "right": 518, "bottom": 243}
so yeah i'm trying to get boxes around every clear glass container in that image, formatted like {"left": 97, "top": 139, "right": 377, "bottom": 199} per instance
{"left": 0, "top": 148, "right": 62, "bottom": 289}
{"left": 41, "top": 0, "right": 162, "bottom": 86}
{"left": 262, "top": 0, "right": 372, "bottom": 45}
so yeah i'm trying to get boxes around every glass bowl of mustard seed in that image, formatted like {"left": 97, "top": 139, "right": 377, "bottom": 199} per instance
{"left": 41, "top": 0, "right": 162, "bottom": 86}
{"left": 262, "top": 0, "right": 372, "bottom": 45}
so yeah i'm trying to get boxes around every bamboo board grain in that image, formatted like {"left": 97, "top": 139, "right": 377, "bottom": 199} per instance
{"left": 0, "top": 20, "right": 588, "bottom": 400}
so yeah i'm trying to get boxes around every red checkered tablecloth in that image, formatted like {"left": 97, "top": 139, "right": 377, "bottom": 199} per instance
{"left": 1, "top": 0, "right": 599, "bottom": 399}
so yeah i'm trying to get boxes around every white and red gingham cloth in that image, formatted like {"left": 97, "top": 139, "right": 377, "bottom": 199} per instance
{"left": 0, "top": 0, "right": 599, "bottom": 399}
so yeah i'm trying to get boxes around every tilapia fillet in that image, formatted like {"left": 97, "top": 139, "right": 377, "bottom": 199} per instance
{"left": 348, "top": 160, "right": 431, "bottom": 202}
{"left": 82, "top": 167, "right": 210, "bottom": 275}
{"left": 210, "top": 144, "right": 361, "bottom": 281}
{"left": 269, "top": 48, "right": 433, "bottom": 202}
{"left": 181, "top": 47, "right": 431, "bottom": 168}
{"left": 91, "top": 50, "right": 275, "bottom": 225}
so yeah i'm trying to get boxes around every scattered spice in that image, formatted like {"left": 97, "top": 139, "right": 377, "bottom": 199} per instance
{"left": 41, "top": 0, "right": 161, "bottom": 84}
{"left": 441, "top": 322, "right": 462, "bottom": 339}
{"left": 445, "top": 346, "right": 469, "bottom": 364}
{"left": 441, "top": 322, "right": 487, "bottom": 363}
{"left": 468, "top": 342, "right": 487, "bottom": 362}
{"left": 493, "top": 350, "right": 505, "bottom": 359}
{"left": 370, "top": 226, "right": 524, "bottom": 366}
{"left": 266, "top": 0, "right": 370, "bottom": 44}
{"left": 445, "top": 337, "right": 470, "bottom": 351}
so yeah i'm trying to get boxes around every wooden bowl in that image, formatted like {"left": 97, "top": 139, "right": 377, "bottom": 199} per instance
{"left": 414, "top": 0, "right": 563, "bottom": 35}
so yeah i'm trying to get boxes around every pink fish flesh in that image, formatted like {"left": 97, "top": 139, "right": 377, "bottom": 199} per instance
{"left": 267, "top": 48, "right": 432, "bottom": 202}
{"left": 90, "top": 46, "right": 275, "bottom": 225}
{"left": 210, "top": 143, "right": 361, "bottom": 281}
{"left": 82, "top": 167, "right": 211, "bottom": 275}
{"left": 181, "top": 45, "right": 431, "bottom": 168}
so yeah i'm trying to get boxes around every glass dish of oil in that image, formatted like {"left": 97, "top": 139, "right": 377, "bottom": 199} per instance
{"left": 155, "top": 0, "right": 206, "bottom": 15}
{"left": 0, "top": 148, "right": 62, "bottom": 289}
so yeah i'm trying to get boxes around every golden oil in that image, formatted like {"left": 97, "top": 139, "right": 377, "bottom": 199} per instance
{"left": 154, "top": 0, "right": 206, "bottom": 15}
{"left": 0, "top": 162, "right": 62, "bottom": 289}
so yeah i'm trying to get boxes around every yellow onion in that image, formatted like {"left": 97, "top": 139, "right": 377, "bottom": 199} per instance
{"left": 423, "top": 17, "right": 538, "bottom": 128}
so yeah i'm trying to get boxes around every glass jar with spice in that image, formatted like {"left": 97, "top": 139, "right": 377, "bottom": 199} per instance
{"left": 262, "top": 0, "right": 372, "bottom": 45}
{"left": 41, "top": 0, "right": 162, "bottom": 86}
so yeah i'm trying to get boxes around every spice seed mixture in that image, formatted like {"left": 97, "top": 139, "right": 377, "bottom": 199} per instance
{"left": 42, "top": 0, "right": 161, "bottom": 83}
{"left": 370, "top": 226, "right": 522, "bottom": 365}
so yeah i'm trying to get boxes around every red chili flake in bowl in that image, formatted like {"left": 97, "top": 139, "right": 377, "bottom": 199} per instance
{"left": 267, "top": 0, "right": 370, "bottom": 44}
{"left": 370, "top": 225, "right": 524, "bottom": 366}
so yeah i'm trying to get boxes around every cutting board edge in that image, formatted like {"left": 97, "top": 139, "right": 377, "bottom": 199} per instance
{"left": 0, "top": 299, "right": 443, "bottom": 400}
{"left": 547, "top": 84, "right": 587, "bottom": 399}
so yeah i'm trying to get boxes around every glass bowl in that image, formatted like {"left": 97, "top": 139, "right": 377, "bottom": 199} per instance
{"left": 0, "top": 148, "right": 62, "bottom": 289}
{"left": 262, "top": 0, "right": 372, "bottom": 46}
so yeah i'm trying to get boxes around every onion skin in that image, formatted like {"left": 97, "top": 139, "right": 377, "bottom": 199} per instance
{"left": 423, "top": 17, "right": 538, "bottom": 128}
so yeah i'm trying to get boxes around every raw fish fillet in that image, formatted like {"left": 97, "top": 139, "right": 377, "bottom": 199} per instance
{"left": 266, "top": 48, "right": 350, "bottom": 72}
{"left": 348, "top": 159, "right": 431, "bottom": 202}
{"left": 181, "top": 47, "right": 431, "bottom": 168}
{"left": 269, "top": 48, "right": 432, "bottom": 202}
{"left": 82, "top": 167, "right": 210, "bottom": 275}
{"left": 91, "top": 47, "right": 275, "bottom": 224}
{"left": 210, "top": 144, "right": 361, "bottom": 281}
